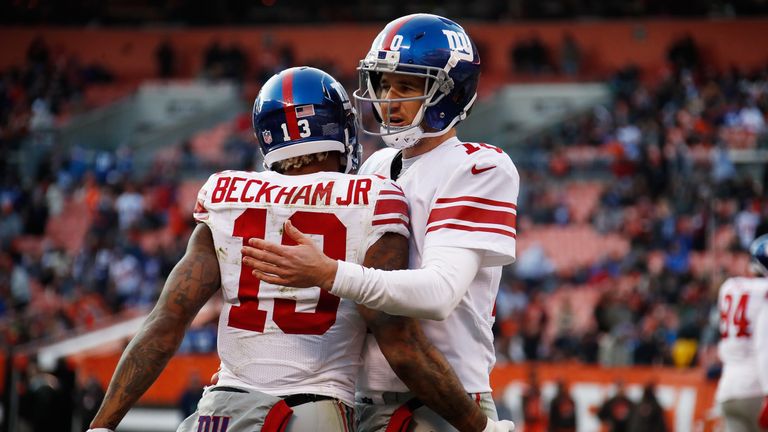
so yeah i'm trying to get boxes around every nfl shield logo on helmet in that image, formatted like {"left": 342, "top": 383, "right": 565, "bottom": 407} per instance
{"left": 262, "top": 129, "right": 273, "bottom": 144}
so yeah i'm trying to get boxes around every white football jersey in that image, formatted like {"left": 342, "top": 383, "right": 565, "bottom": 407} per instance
{"left": 193, "top": 170, "right": 410, "bottom": 405}
{"left": 357, "top": 137, "right": 519, "bottom": 394}
{"left": 716, "top": 276, "right": 768, "bottom": 402}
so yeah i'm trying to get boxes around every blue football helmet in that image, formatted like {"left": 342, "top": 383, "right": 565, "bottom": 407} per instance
{"left": 353, "top": 14, "right": 481, "bottom": 149}
{"left": 253, "top": 66, "right": 360, "bottom": 173}
{"left": 750, "top": 234, "right": 768, "bottom": 276}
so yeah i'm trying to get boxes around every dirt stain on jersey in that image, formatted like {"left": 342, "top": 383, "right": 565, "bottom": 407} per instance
{"left": 216, "top": 247, "right": 227, "bottom": 259}
{"left": 278, "top": 285, "right": 298, "bottom": 300}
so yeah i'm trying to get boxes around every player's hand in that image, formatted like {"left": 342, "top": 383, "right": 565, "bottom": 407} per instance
{"left": 483, "top": 418, "right": 515, "bottom": 431}
{"left": 242, "top": 220, "right": 338, "bottom": 291}
{"left": 759, "top": 395, "right": 768, "bottom": 428}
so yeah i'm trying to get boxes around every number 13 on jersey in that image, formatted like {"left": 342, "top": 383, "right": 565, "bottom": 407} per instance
{"left": 229, "top": 208, "right": 346, "bottom": 335}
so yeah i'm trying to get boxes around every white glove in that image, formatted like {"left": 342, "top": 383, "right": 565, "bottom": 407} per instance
{"left": 87, "top": 429, "right": 115, "bottom": 432}
{"left": 483, "top": 417, "right": 516, "bottom": 432}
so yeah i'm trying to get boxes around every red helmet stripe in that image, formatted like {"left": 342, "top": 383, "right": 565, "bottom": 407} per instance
{"left": 281, "top": 70, "right": 300, "bottom": 140}
{"left": 382, "top": 15, "right": 414, "bottom": 50}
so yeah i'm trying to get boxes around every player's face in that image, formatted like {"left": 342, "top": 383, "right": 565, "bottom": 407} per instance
{"left": 378, "top": 73, "right": 426, "bottom": 128}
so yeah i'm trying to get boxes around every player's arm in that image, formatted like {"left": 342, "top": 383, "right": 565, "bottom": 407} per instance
{"left": 357, "top": 233, "right": 507, "bottom": 432}
{"left": 242, "top": 220, "right": 480, "bottom": 320}
{"left": 243, "top": 152, "right": 518, "bottom": 320}
{"left": 89, "top": 224, "right": 221, "bottom": 430}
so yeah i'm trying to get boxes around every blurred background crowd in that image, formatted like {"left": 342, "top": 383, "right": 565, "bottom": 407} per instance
{"left": 1, "top": 1, "right": 768, "bottom": 431}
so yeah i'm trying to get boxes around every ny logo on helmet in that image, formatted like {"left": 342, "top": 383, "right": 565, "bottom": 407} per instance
{"left": 442, "top": 29, "right": 474, "bottom": 62}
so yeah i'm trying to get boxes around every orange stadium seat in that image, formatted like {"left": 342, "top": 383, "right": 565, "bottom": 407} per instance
{"left": 179, "top": 179, "right": 206, "bottom": 211}
{"left": 190, "top": 121, "right": 233, "bottom": 166}
{"left": 517, "top": 225, "right": 630, "bottom": 274}
{"left": 720, "top": 126, "right": 758, "bottom": 149}
{"left": 564, "top": 181, "right": 604, "bottom": 223}
{"left": 45, "top": 198, "right": 92, "bottom": 254}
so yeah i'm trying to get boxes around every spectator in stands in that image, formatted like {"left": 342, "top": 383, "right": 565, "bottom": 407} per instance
{"left": 155, "top": 38, "right": 176, "bottom": 79}
{"left": 521, "top": 292, "right": 549, "bottom": 361}
{"left": 666, "top": 34, "right": 700, "bottom": 72}
{"left": 597, "top": 380, "right": 634, "bottom": 432}
{"left": 223, "top": 42, "right": 247, "bottom": 81}
{"left": 115, "top": 181, "right": 144, "bottom": 231}
{"left": 0, "top": 197, "right": 22, "bottom": 248}
{"left": 735, "top": 199, "right": 761, "bottom": 249}
{"left": 633, "top": 318, "right": 665, "bottom": 365}
{"left": 178, "top": 372, "right": 204, "bottom": 419}
{"left": 26, "top": 36, "right": 50, "bottom": 68}
{"left": 559, "top": 33, "right": 581, "bottom": 77}
{"left": 627, "top": 382, "right": 667, "bottom": 432}
{"left": 22, "top": 183, "right": 50, "bottom": 236}
{"left": 551, "top": 297, "right": 580, "bottom": 360}
{"left": 522, "top": 369, "right": 546, "bottom": 432}
{"left": 179, "top": 139, "right": 200, "bottom": 173}
{"left": 108, "top": 246, "right": 143, "bottom": 308}
{"left": 54, "top": 357, "right": 77, "bottom": 432}
{"left": 19, "top": 361, "right": 64, "bottom": 432}
{"left": 77, "top": 373, "right": 106, "bottom": 432}
{"left": 511, "top": 34, "right": 551, "bottom": 75}
{"left": 548, "top": 380, "right": 577, "bottom": 432}
{"left": 202, "top": 39, "right": 225, "bottom": 80}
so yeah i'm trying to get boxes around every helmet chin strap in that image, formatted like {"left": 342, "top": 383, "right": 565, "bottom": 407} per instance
{"left": 381, "top": 125, "right": 424, "bottom": 149}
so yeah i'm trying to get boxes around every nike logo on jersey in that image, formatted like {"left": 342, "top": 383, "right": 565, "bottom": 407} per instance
{"left": 471, "top": 164, "right": 497, "bottom": 175}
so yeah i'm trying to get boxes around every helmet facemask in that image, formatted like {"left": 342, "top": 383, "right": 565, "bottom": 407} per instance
{"left": 353, "top": 50, "right": 470, "bottom": 149}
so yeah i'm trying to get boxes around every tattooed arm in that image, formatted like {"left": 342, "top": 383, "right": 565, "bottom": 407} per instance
{"left": 358, "top": 233, "right": 488, "bottom": 432}
{"left": 90, "top": 224, "right": 221, "bottom": 430}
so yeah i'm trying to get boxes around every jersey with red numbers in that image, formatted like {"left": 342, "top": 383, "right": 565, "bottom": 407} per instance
{"left": 357, "top": 137, "right": 519, "bottom": 394}
{"left": 716, "top": 276, "right": 768, "bottom": 402}
{"left": 193, "top": 170, "right": 409, "bottom": 405}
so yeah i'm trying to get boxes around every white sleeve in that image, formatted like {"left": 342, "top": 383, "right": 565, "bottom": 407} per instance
{"left": 756, "top": 292, "right": 768, "bottom": 395}
{"left": 331, "top": 246, "right": 482, "bottom": 320}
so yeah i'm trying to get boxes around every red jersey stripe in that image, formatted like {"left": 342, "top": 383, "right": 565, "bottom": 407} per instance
{"left": 374, "top": 199, "right": 409, "bottom": 217}
{"left": 337, "top": 402, "right": 349, "bottom": 432}
{"left": 428, "top": 205, "right": 516, "bottom": 228}
{"left": 426, "top": 223, "right": 516, "bottom": 238}
{"left": 385, "top": 401, "right": 415, "bottom": 432}
{"left": 193, "top": 200, "right": 208, "bottom": 214}
{"left": 380, "top": 189, "right": 406, "bottom": 197}
{"left": 281, "top": 70, "right": 300, "bottom": 140}
{"left": 372, "top": 218, "right": 409, "bottom": 227}
{"left": 382, "top": 16, "right": 413, "bottom": 50}
{"left": 435, "top": 196, "right": 516, "bottom": 209}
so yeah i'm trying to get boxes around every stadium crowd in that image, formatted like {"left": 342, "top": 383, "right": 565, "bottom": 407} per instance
{"left": 494, "top": 53, "right": 768, "bottom": 368}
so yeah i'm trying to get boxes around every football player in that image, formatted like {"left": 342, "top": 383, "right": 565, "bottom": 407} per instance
{"left": 715, "top": 233, "right": 768, "bottom": 432}
{"left": 88, "top": 67, "right": 496, "bottom": 432}
{"left": 242, "top": 14, "right": 519, "bottom": 432}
